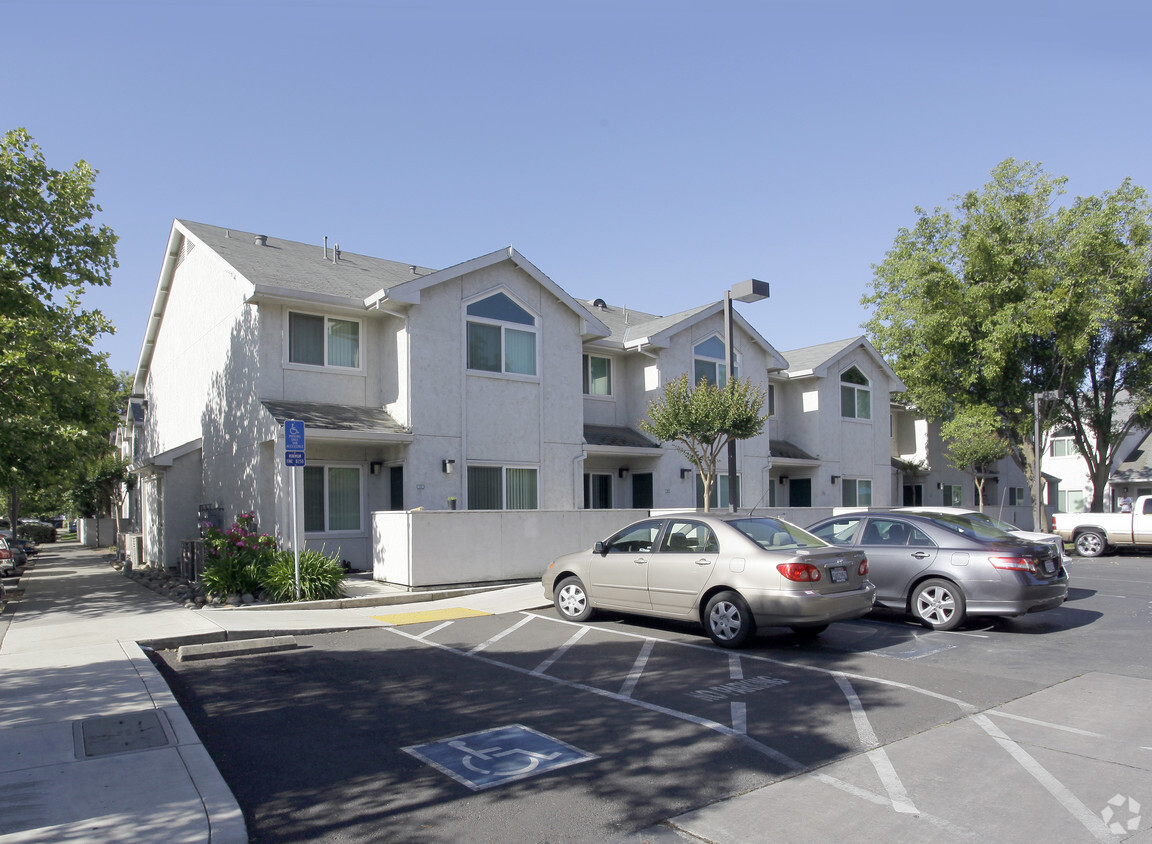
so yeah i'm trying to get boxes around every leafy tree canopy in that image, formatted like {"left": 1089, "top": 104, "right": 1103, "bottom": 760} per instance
{"left": 0, "top": 128, "right": 120, "bottom": 520}
{"left": 864, "top": 158, "right": 1152, "bottom": 514}
{"left": 639, "top": 374, "right": 767, "bottom": 512}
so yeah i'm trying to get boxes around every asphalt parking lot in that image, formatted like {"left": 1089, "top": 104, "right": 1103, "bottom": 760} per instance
{"left": 152, "top": 555, "right": 1152, "bottom": 843}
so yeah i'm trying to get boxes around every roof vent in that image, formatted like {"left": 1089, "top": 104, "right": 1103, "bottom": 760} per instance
{"left": 592, "top": 298, "right": 608, "bottom": 310}
{"left": 254, "top": 234, "right": 268, "bottom": 247}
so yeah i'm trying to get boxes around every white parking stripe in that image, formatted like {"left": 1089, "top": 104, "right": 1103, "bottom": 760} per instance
{"left": 987, "top": 710, "right": 1108, "bottom": 738}
{"left": 834, "top": 673, "right": 918, "bottom": 814}
{"left": 729, "top": 653, "right": 743, "bottom": 680}
{"left": 731, "top": 702, "right": 747, "bottom": 735}
{"left": 531, "top": 626, "right": 590, "bottom": 676}
{"left": 618, "top": 639, "right": 655, "bottom": 698}
{"left": 413, "top": 621, "right": 454, "bottom": 640}
{"left": 468, "top": 615, "right": 535, "bottom": 655}
{"left": 973, "top": 714, "right": 1113, "bottom": 842}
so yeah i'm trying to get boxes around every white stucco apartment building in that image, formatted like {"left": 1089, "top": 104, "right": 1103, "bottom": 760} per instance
{"left": 125, "top": 219, "right": 916, "bottom": 583}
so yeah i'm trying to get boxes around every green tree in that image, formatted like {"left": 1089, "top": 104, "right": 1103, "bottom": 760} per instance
{"left": 639, "top": 374, "right": 768, "bottom": 512}
{"left": 941, "top": 406, "right": 1010, "bottom": 512}
{"left": 0, "top": 128, "right": 119, "bottom": 529}
{"left": 864, "top": 159, "right": 1152, "bottom": 522}
{"left": 1053, "top": 180, "right": 1152, "bottom": 510}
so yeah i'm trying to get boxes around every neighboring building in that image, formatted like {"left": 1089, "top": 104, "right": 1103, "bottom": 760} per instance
{"left": 890, "top": 402, "right": 1037, "bottom": 528}
{"left": 124, "top": 220, "right": 907, "bottom": 574}
{"left": 1045, "top": 414, "right": 1152, "bottom": 513}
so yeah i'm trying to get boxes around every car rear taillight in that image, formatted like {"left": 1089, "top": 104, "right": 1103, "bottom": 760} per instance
{"left": 858, "top": 557, "right": 868, "bottom": 576}
{"left": 777, "top": 562, "right": 822, "bottom": 582}
{"left": 990, "top": 556, "right": 1037, "bottom": 573}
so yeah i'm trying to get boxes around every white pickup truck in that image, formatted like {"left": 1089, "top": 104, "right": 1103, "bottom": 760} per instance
{"left": 1051, "top": 495, "right": 1152, "bottom": 557}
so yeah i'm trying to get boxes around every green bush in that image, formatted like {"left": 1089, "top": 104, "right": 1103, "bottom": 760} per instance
{"left": 18, "top": 523, "right": 56, "bottom": 543}
{"left": 262, "top": 548, "right": 346, "bottom": 603}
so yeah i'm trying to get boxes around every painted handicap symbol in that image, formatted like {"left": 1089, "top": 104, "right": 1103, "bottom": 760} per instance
{"left": 404, "top": 724, "right": 597, "bottom": 790}
{"left": 449, "top": 738, "right": 563, "bottom": 776}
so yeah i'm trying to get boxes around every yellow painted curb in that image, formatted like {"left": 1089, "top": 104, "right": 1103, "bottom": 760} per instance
{"left": 371, "top": 607, "right": 492, "bottom": 625}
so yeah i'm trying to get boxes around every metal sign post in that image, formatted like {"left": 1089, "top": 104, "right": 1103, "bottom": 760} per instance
{"left": 284, "top": 420, "right": 306, "bottom": 600}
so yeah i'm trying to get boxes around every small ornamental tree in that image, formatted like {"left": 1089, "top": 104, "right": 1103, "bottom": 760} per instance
{"left": 942, "top": 406, "right": 1010, "bottom": 512}
{"left": 640, "top": 374, "right": 768, "bottom": 512}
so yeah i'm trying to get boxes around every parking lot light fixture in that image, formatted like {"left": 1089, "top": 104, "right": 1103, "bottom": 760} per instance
{"left": 725, "top": 279, "right": 769, "bottom": 513}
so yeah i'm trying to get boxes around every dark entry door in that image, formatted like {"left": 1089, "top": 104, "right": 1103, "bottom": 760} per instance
{"left": 789, "top": 478, "right": 812, "bottom": 507}
{"left": 632, "top": 473, "right": 654, "bottom": 509}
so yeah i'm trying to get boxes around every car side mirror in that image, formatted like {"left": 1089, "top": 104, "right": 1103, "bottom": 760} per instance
{"left": 594, "top": 540, "right": 607, "bottom": 556}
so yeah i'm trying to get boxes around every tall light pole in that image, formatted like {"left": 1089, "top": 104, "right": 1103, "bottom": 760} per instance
{"left": 1033, "top": 389, "right": 1062, "bottom": 530}
{"left": 725, "top": 279, "right": 770, "bottom": 513}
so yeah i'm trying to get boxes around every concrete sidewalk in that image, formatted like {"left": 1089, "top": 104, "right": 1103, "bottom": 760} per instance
{"left": 0, "top": 541, "right": 548, "bottom": 842}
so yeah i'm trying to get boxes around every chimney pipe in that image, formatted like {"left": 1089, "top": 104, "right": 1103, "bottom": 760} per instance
{"left": 254, "top": 234, "right": 268, "bottom": 247}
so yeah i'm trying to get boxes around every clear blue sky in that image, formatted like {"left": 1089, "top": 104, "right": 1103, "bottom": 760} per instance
{"left": 5, "top": 0, "right": 1151, "bottom": 377}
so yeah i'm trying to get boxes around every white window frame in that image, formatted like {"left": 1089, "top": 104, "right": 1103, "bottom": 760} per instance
{"left": 582, "top": 354, "right": 614, "bottom": 397}
{"left": 302, "top": 463, "right": 365, "bottom": 535}
{"left": 285, "top": 311, "right": 364, "bottom": 372}
{"left": 1050, "top": 437, "right": 1079, "bottom": 458}
{"left": 465, "top": 290, "right": 539, "bottom": 380}
{"left": 943, "top": 484, "right": 962, "bottom": 506}
{"left": 1007, "top": 486, "right": 1026, "bottom": 506}
{"left": 842, "top": 478, "right": 873, "bottom": 507}
{"left": 840, "top": 366, "right": 871, "bottom": 420}
{"left": 693, "top": 335, "right": 739, "bottom": 387}
{"left": 584, "top": 472, "right": 614, "bottom": 508}
{"left": 467, "top": 465, "right": 540, "bottom": 510}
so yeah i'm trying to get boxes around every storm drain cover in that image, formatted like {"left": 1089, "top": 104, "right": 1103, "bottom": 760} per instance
{"left": 77, "top": 711, "right": 170, "bottom": 758}
{"left": 404, "top": 724, "right": 596, "bottom": 790}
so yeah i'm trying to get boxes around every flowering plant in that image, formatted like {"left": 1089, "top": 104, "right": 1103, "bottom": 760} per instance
{"left": 200, "top": 512, "right": 277, "bottom": 597}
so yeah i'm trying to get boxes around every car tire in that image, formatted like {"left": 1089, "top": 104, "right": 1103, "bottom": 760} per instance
{"left": 1074, "top": 529, "right": 1107, "bottom": 558}
{"left": 704, "top": 591, "right": 756, "bottom": 648}
{"left": 910, "top": 578, "right": 966, "bottom": 631}
{"left": 790, "top": 624, "right": 829, "bottom": 637}
{"left": 554, "top": 576, "right": 595, "bottom": 622}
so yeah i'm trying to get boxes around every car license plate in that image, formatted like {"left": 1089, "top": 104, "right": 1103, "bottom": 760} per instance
{"left": 830, "top": 566, "right": 848, "bottom": 584}
{"left": 1043, "top": 560, "right": 1056, "bottom": 574}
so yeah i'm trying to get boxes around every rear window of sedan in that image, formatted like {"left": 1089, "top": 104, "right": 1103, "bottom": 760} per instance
{"left": 728, "top": 518, "right": 828, "bottom": 550}
{"left": 927, "top": 513, "right": 1014, "bottom": 541}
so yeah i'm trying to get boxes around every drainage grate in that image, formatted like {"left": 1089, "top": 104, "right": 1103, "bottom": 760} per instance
{"left": 76, "top": 711, "right": 171, "bottom": 758}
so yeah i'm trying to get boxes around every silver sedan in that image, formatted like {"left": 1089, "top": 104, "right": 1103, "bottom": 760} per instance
{"left": 542, "top": 514, "right": 876, "bottom": 648}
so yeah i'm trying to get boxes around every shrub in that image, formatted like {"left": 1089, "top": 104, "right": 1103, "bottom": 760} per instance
{"left": 200, "top": 512, "right": 276, "bottom": 597}
{"left": 262, "top": 547, "right": 346, "bottom": 603}
{"left": 19, "top": 523, "right": 56, "bottom": 543}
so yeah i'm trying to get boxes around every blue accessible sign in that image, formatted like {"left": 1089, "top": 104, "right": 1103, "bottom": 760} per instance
{"left": 403, "top": 724, "right": 596, "bottom": 791}
{"left": 284, "top": 420, "right": 305, "bottom": 466}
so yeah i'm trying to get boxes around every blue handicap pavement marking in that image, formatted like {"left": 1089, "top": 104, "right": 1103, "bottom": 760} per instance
{"left": 404, "top": 724, "right": 597, "bottom": 791}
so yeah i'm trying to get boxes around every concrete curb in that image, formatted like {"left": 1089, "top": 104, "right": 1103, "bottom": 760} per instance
{"left": 177, "top": 636, "right": 298, "bottom": 662}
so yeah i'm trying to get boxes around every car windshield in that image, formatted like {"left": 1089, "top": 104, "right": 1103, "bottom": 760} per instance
{"left": 927, "top": 513, "right": 1014, "bottom": 541}
{"left": 728, "top": 518, "right": 827, "bottom": 550}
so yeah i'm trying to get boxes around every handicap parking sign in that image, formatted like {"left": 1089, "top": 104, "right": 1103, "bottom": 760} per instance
{"left": 403, "top": 724, "right": 596, "bottom": 791}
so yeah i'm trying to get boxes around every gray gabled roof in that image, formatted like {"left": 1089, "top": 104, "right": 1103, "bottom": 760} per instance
{"left": 1112, "top": 430, "right": 1152, "bottom": 482}
{"left": 781, "top": 335, "right": 905, "bottom": 392}
{"left": 179, "top": 220, "right": 433, "bottom": 304}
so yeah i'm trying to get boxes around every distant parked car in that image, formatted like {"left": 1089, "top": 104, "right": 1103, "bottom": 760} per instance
{"left": 806, "top": 511, "right": 1068, "bottom": 631}
{"left": 0, "top": 537, "right": 20, "bottom": 577}
{"left": 542, "top": 513, "right": 876, "bottom": 648}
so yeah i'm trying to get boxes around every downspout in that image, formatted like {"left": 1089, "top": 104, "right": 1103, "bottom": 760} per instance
{"left": 574, "top": 451, "right": 587, "bottom": 509}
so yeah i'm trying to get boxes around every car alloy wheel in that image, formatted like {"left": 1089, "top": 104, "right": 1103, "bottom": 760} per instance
{"left": 911, "top": 578, "right": 965, "bottom": 631}
{"left": 554, "top": 576, "right": 595, "bottom": 622}
{"left": 704, "top": 591, "right": 756, "bottom": 649}
{"left": 1074, "top": 530, "right": 1106, "bottom": 558}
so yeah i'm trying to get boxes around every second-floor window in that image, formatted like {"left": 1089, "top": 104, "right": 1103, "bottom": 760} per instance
{"left": 289, "top": 312, "right": 360, "bottom": 369}
{"left": 694, "top": 336, "right": 737, "bottom": 387}
{"left": 1050, "top": 437, "right": 1079, "bottom": 457}
{"left": 583, "top": 354, "right": 612, "bottom": 396}
{"left": 841, "top": 366, "right": 871, "bottom": 420}
{"left": 466, "top": 292, "right": 537, "bottom": 376}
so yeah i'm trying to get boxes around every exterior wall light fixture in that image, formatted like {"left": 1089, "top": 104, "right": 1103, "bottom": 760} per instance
{"left": 442, "top": 459, "right": 455, "bottom": 475}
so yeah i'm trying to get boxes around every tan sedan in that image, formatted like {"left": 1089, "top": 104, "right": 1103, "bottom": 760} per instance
{"left": 542, "top": 514, "right": 876, "bottom": 648}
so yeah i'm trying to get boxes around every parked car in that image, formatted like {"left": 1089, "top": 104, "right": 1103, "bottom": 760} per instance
{"left": 1051, "top": 495, "right": 1152, "bottom": 557}
{"left": 0, "top": 534, "right": 27, "bottom": 568}
{"left": 895, "top": 507, "right": 1067, "bottom": 563}
{"left": 806, "top": 511, "right": 1068, "bottom": 631}
{"left": 542, "top": 513, "right": 876, "bottom": 648}
{"left": 0, "top": 537, "right": 18, "bottom": 578}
